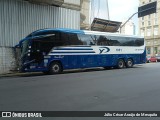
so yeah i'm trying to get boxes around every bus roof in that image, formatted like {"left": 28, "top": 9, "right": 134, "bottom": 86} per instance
{"left": 26, "top": 28, "right": 144, "bottom": 38}
{"left": 30, "top": 28, "right": 85, "bottom": 35}
{"left": 83, "top": 30, "right": 143, "bottom": 38}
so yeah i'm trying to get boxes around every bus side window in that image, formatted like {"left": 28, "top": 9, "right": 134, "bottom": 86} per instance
{"left": 108, "top": 36, "right": 135, "bottom": 46}
{"left": 97, "top": 35, "right": 110, "bottom": 46}
{"left": 45, "top": 32, "right": 62, "bottom": 47}
{"left": 78, "top": 34, "right": 96, "bottom": 45}
{"left": 61, "top": 32, "right": 69, "bottom": 45}
{"left": 31, "top": 32, "right": 61, "bottom": 54}
{"left": 135, "top": 38, "right": 144, "bottom": 46}
{"left": 106, "top": 36, "right": 120, "bottom": 46}
{"left": 69, "top": 33, "right": 83, "bottom": 45}
{"left": 118, "top": 37, "right": 135, "bottom": 46}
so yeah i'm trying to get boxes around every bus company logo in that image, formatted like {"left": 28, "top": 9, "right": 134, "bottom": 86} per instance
{"left": 99, "top": 47, "right": 110, "bottom": 54}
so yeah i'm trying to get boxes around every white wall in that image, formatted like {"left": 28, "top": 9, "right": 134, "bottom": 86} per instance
{"left": 0, "top": 47, "right": 16, "bottom": 74}
{"left": 121, "top": 20, "right": 135, "bottom": 35}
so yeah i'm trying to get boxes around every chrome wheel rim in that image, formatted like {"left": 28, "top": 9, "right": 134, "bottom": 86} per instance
{"left": 119, "top": 61, "right": 124, "bottom": 68}
{"left": 52, "top": 64, "right": 59, "bottom": 73}
{"left": 128, "top": 60, "right": 133, "bottom": 67}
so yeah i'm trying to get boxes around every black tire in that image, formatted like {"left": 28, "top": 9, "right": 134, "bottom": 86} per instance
{"left": 126, "top": 59, "right": 134, "bottom": 68}
{"left": 49, "top": 62, "right": 63, "bottom": 74}
{"left": 117, "top": 59, "right": 125, "bottom": 69}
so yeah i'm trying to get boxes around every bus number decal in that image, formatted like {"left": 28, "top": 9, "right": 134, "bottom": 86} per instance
{"left": 116, "top": 48, "right": 122, "bottom": 52}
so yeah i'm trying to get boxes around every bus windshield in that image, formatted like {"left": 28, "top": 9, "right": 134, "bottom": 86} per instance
{"left": 21, "top": 40, "right": 29, "bottom": 58}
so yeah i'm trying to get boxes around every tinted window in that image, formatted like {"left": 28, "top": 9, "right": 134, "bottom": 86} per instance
{"left": 61, "top": 33, "right": 96, "bottom": 46}
{"left": 104, "top": 36, "right": 130, "bottom": 46}
{"left": 97, "top": 35, "right": 119, "bottom": 46}
{"left": 97, "top": 36, "right": 108, "bottom": 46}
{"left": 97, "top": 36, "right": 120, "bottom": 46}
{"left": 61, "top": 32, "right": 144, "bottom": 47}
{"left": 100, "top": 36, "right": 144, "bottom": 46}
{"left": 118, "top": 37, "right": 135, "bottom": 46}
{"left": 61, "top": 33, "right": 83, "bottom": 45}
{"left": 69, "top": 33, "right": 83, "bottom": 45}
{"left": 31, "top": 32, "right": 61, "bottom": 53}
{"left": 77, "top": 34, "right": 96, "bottom": 45}
{"left": 61, "top": 32, "right": 69, "bottom": 45}
{"left": 135, "top": 38, "right": 144, "bottom": 46}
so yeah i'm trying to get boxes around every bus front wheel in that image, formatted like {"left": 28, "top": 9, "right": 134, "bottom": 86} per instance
{"left": 126, "top": 59, "right": 133, "bottom": 68}
{"left": 49, "top": 62, "right": 63, "bottom": 74}
{"left": 117, "top": 59, "right": 125, "bottom": 69}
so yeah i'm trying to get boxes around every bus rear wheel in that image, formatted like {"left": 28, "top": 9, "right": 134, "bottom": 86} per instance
{"left": 126, "top": 59, "right": 133, "bottom": 68}
{"left": 117, "top": 59, "right": 125, "bottom": 69}
{"left": 49, "top": 62, "right": 63, "bottom": 74}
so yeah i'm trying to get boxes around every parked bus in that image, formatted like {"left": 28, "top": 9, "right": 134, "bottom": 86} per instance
{"left": 16, "top": 28, "right": 146, "bottom": 74}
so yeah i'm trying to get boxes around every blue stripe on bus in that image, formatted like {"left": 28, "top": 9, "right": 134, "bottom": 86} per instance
{"left": 51, "top": 51, "right": 95, "bottom": 53}
{"left": 53, "top": 48, "right": 93, "bottom": 50}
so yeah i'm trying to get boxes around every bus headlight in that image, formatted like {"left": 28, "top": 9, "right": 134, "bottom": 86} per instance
{"left": 44, "top": 59, "right": 48, "bottom": 67}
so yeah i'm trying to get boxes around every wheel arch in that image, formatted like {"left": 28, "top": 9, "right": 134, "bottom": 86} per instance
{"left": 118, "top": 57, "right": 125, "bottom": 62}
